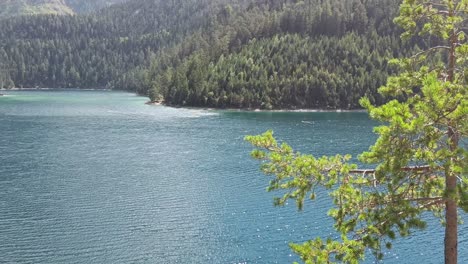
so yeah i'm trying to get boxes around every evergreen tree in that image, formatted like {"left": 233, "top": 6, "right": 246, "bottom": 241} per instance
{"left": 246, "top": 0, "right": 467, "bottom": 263}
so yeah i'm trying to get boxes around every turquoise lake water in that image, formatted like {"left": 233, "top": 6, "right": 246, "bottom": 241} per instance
{"left": 0, "top": 91, "right": 466, "bottom": 263}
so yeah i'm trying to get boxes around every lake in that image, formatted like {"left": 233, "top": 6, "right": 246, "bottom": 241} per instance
{"left": 0, "top": 91, "right": 466, "bottom": 263}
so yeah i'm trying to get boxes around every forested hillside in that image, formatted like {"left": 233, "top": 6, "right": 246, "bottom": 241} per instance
{"left": 0, "top": 0, "right": 421, "bottom": 109}
{"left": 156, "top": 34, "right": 394, "bottom": 109}
{"left": 0, "top": 0, "right": 226, "bottom": 89}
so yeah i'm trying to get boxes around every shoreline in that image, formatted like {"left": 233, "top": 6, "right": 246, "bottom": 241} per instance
{"left": 0, "top": 89, "right": 365, "bottom": 113}
{"left": 145, "top": 101, "right": 366, "bottom": 113}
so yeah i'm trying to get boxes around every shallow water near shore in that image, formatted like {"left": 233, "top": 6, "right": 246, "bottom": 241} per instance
{"left": 0, "top": 90, "right": 466, "bottom": 263}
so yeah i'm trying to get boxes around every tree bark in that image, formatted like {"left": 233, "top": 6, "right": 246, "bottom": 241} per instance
{"left": 445, "top": 196, "right": 458, "bottom": 264}
{"left": 445, "top": 16, "right": 459, "bottom": 262}
{"left": 445, "top": 127, "right": 459, "bottom": 264}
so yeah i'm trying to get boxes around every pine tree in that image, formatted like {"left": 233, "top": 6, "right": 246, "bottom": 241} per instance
{"left": 246, "top": 0, "right": 467, "bottom": 263}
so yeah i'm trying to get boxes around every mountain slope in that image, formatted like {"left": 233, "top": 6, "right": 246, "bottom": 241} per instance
{"left": 0, "top": 0, "right": 73, "bottom": 18}
{"left": 0, "top": 0, "right": 229, "bottom": 90}
{"left": 0, "top": 0, "right": 416, "bottom": 109}
{"left": 64, "top": 0, "right": 127, "bottom": 14}
{"left": 0, "top": 0, "right": 126, "bottom": 18}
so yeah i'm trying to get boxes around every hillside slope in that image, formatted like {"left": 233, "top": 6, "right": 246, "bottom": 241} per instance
{"left": 0, "top": 0, "right": 73, "bottom": 17}
{"left": 0, "top": 0, "right": 126, "bottom": 18}
{"left": 0, "top": 0, "right": 417, "bottom": 109}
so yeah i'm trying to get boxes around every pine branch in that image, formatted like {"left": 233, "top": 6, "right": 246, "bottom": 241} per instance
{"left": 348, "top": 165, "right": 434, "bottom": 174}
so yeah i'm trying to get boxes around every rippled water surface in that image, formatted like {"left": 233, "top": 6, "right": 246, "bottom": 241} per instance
{"left": 0, "top": 91, "right": 466, "bottom": 263}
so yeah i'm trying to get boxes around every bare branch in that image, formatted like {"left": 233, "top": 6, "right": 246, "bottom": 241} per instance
{"left": 349, "top": 165, "right": 434, "bottom": 174}
{"left": 412, "top": 46, "right": 451, "bottom": 59}
{"left": 425, "top": 2, "right": 448, "bottom": 9}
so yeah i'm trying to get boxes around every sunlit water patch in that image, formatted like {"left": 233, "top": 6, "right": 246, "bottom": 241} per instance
{"left": 0, "top": 90, "right": 466, "bottom": 263}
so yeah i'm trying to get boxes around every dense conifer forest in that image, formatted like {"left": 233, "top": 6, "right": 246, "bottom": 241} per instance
{"left": 0, "top": 0, "right": 424, "bottom": 109}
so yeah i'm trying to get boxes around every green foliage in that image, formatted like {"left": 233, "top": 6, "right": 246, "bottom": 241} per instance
{"left": 146, "top": 0, "right": 408, "bottom": 109}
{"left": 246, "top": 0, "right": 467, "bottom": 262}
{"left": 0, "top": 0, "right": 410, "bottom": 110}
{"left": 0, "top": 0, "right": 226, "bottom": 91}
{"left": 157, "top": 33, "right": 397, "bottom": 109}
{"left": 290, "top": 236, "right": 365, "bottom": 264}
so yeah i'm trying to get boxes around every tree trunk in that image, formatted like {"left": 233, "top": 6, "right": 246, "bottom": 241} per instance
{"left": 445, "top": 10, "right": 458, "bottom": 263}
{"left": 445, "top": 197, "right": 458, "bottom": 264}
{"left": 445, "top": 126, "right": 459, "bottom": 264}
